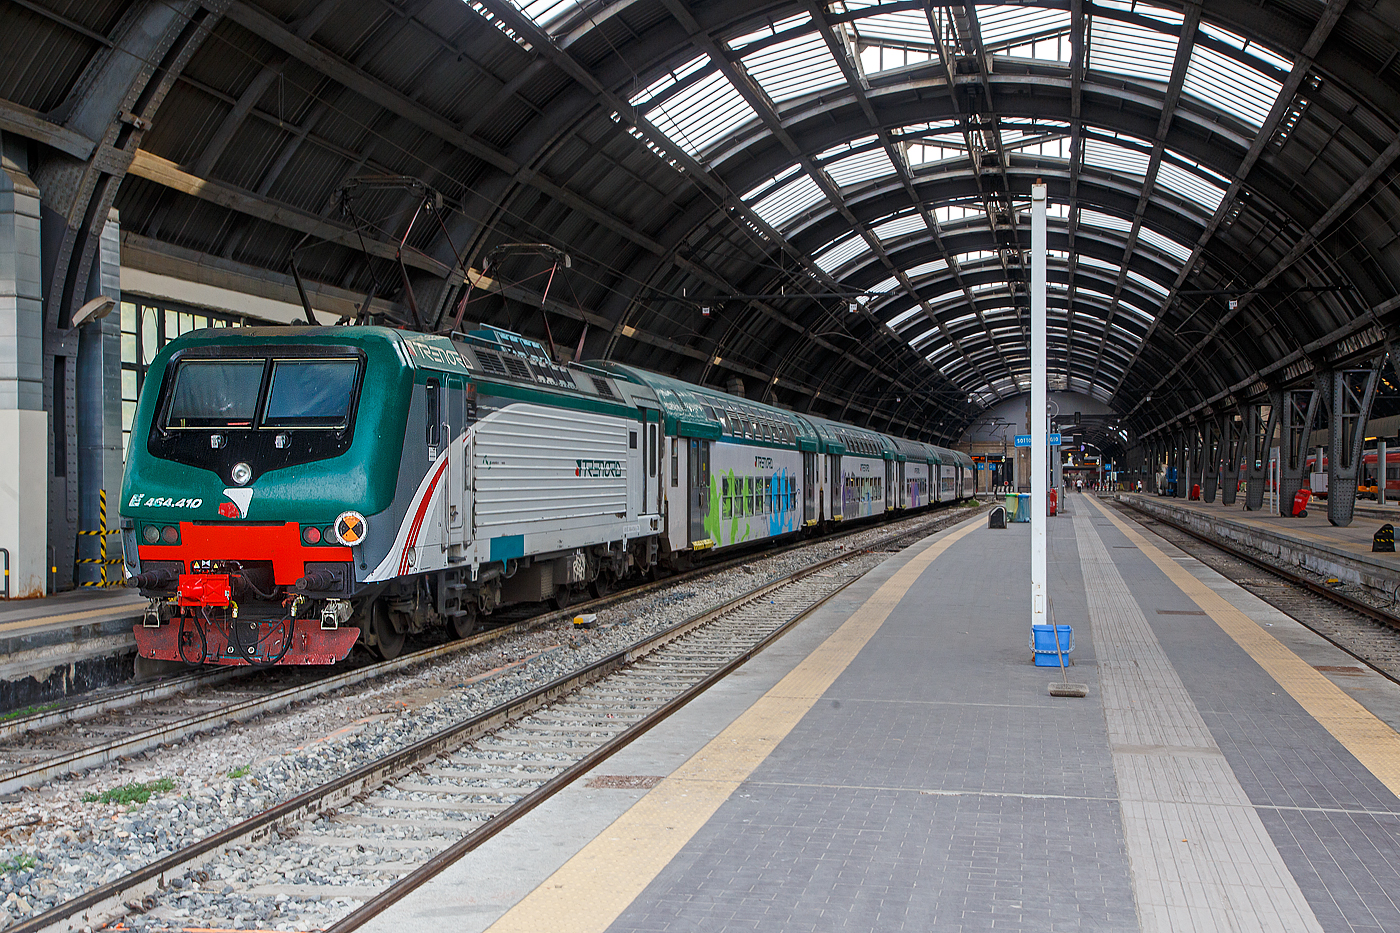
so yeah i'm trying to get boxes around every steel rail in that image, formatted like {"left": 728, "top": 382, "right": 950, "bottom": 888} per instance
{"left": 14, "top": 510, "right": 968, "bottom": 933}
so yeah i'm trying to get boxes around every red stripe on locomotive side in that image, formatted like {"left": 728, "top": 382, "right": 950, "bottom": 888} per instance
{"left": 399, "top": 457, "right": 450, "bottom": 576}
{"left": 139, "top": 522, "right": 352, "bottom": 585}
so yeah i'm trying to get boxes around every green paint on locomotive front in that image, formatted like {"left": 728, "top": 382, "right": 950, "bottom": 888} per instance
{"left": 121, "top": 327, "right": 414, "bottom": 525}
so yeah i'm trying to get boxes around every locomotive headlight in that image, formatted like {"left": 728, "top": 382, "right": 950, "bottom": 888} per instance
{"left": 230, "top": 462, "right": 253, "bottom": 486}
{"left": 142, "top": 525, "right": 159, "bottom": 544}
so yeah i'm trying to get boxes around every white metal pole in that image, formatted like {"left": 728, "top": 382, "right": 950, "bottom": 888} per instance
{"left": 1380, "top": 440, "right": 1388, "bottom": 505}
{"left": 1031, "top": 183, "right": 1048, "bottom": 628}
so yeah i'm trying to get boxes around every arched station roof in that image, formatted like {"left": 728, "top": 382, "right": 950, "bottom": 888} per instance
{"left": 6, "top": 0, "right": 1400, "bottom": 450}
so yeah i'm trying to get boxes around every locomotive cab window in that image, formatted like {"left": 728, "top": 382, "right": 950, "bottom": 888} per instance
{"left": 164, "top": 360, "right": 264, "bottom": 428}
{"left": 425, "top": 378, "right": 441, "bottom": 447}
{"left": 263, "top": 359, "right": 359, "bottom": 429}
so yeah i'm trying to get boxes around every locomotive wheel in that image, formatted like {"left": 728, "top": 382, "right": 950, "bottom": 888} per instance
{"left": 589, "top": 573, "right": 612, "bottom": 599}
{"left": 550, "top": 585, "right": 573, "bottom": 611}
{"left": 371, "top": 601, "right": 406, "bottom": 660}
{"left": 451, "top": 606, "right": 478, "bottom": 640}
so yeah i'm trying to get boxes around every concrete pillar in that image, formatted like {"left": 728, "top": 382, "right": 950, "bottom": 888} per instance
{"left": 1380, "top": 440, "right": 1388, "bottom": 506}
{"left": 0, "top": 136, "right": 49, "bottom": 596}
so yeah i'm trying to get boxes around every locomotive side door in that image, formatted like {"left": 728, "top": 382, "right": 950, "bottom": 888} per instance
{"left": 802, "top": 452, "right": 816, "bottom": 524}
{"left": 445, "top": 374, "right": 466, "bottom": 549}
{"left": 688, "top": 439, "right": 711, "bottom": 544}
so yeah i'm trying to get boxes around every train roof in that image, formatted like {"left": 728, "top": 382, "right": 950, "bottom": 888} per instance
{"left": 590, "top": 363, "right": 819, "bottom": 450}
{"left": 802, "top": 415, "right": 895, "bottom": 458}
{"left": 888, "top": 436, "right": 941, "bottom": 464}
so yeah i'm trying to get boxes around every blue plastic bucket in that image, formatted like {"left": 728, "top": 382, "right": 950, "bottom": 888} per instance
{"left": 1013, "top": 493, "right": 1031, "bottom": 523}
{"left": 1031, "top": 624, "right": 1074, "bottom": 667}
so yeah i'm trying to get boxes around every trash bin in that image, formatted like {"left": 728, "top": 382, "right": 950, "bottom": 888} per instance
{"left": 1048, "top": 489, "right": 1058, "bottom": 516}
{"left": 1013, "top": 493, "right": 1031, "bottom": 523}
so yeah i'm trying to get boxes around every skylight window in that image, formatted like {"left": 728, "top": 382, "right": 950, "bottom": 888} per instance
{"left": 742, "top": 32, "right": 845, "bottom": 106}
{"left": 935, "top": 204, "right": 980, "bottom": 224}
{"left": 505, "top": 0, "right": 578, "bottom": 32}
{"left": 873, "top": 214, "right": 927, "bottom": 241}
{"left": 740, "top": 163, "right": 801, "bottom": 202}
{"left": 1078, "top": 255, "right": 1118, "bottom": 273}
{"left": 869, "top": 276, "right": 901, "bottom": 294}
{"left": 906, "top": 259, "right": 948, "bottom": 279}
{"left": 1079, "top": 208, "right": 1133, "bottom": 234}
{"left": 825, "top": 148, "right": 897, "bottom": 186}
{"left": 1126, "top": 269, "right": 1169, "bottom": 296}
{"left": 727, "top": 13, "right": 811, "bottom": 52}
{"left": 640, "top": 67, "right": 759, "bottom": 158}
{"left": 979, "top": 6, "right": 1071, "bottom": 58}
{"left": 1087, "top": 14, "right": 1179, "bottom": 84}
{"left": 1083, "top": 137, "right": 1151, "bottom": 179}
{"left": 750, "top": 172, "right": 823, "bottom": 228}
{"left": 1198, "top": 22, "right": 1291, "bottom": 73}
{"left": 1137, "top": 226, "right": 1194, "bottom": 262}
{"left": 1182, "top": 41, "right": 1284, "bottom": 128}
{"left": 908, "top": 326, "right": 940, "bottom": 350}
{"left": 1155, "top": 159, "right": 1226, "bottom": 212}
{"left": 629, "top": 54, "right": 708, "bottom": 109}
{"left": 888, "top": 307, "right": 923, "bottom": 329}
{"left": 815, "top": 234, "right": 872, "bottom": 273}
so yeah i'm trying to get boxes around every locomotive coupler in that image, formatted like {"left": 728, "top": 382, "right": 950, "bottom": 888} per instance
{"left": 142, "top": 597, "right": 174, "bottom": 629}
{"left": 321, "top": 598, "right": 352, "bottom": 630}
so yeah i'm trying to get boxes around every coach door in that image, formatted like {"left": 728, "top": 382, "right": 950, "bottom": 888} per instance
{"left": 445, "top": 375, "right": 466, "bottom": 550}
{"left": 688, "top": 439, "right": 711, "bottom": 544}
{"left": 885, "top": 460, "right": 895, "bottom": 510}
{"left": 802, "top": 453, "right": 816, "bottom": 524}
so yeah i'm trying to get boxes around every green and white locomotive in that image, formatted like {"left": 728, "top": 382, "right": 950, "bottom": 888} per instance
{"left": 122, "top": 324, "right": 966, "bottom": 666}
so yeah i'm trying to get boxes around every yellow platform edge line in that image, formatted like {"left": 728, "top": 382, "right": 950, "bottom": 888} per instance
{"left": 484, "top": 516, "right": 985, "bottom": 933}
{"left": 1085, "top": 494, "right": 1400, "bottom": 796}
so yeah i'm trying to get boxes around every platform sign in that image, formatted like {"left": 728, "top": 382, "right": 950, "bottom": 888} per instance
{"left": 1015, "top": 434, "right": 1062, "bottom": 447}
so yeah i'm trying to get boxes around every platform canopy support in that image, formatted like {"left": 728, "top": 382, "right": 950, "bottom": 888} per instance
{"left": 1278, "top": 386, "right": 1321, "bottom": 514}
{"left": 1326, "top": 363, "right": 1381, "bottom": 527}
{"left": 1201, "top": 417, "right": 1220, "bottom": 503}
{"left": 1244, "top": 393, "right": 1282, "bottom": 511}
{"left": 1221, "top": 412, "right": 1244, "bottom": 506}
{"left": 1030, "top": 182, "right": 1047, "bottom": 629}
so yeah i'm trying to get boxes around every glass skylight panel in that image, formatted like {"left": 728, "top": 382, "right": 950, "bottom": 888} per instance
{"left": 906, "top": 259, "right": 948, "bottom": 279}
{"left": 629, "top": 54, "right": 708, "bottom": 109}
{"left": 742, "top": 32, "right": 845, "bottom": 105}
{"left": 908, "top": 326, "right": 940, "bottom": 350}
{"left": 979, "top": 6, "right": 1071, "bottom": 58}
{"left": 1198, "top": 22, "right": 1291, "bottom": 73}
{"left": 907, "top": 141, "right": 962, "bottom": 166}
{"left": 750, "top": 172, "right": 823, "bottom": 228}
{"left": 825, "top": 148, "right": 897, "bottom": 186}
{"left": 1079, "top": 208, "right": 1133, "bottom": 234}
{"left": 507, "top": 0, "right": 577, "bottom": 32}
{"left": 1115, "top": 297, "right": 1155, "bottom": 323}
{"left": 816, "top": 136, "right": 879, "bottom": 161}
{"left": 845, "top": 4, "right": 935, "bottom": 44}
{"left": 873, "top": 214, "right": 927, "bottom": 241}
{"left": 1077, "top": 255, "right": 1118, "bottom": 273}
{"left": 869, "top": 275, "right": 900, "bottom": 294}
{"left": 945, "top": 312, "right": 978, "bottom": 327}
{"left": 1183, "top": 42, "right": 1283, "bottom": 128}
{"left": 641, "top": 67, "right": 759, "bottom": 158}
{"left": 956, "top": 249, "right": 998, "bottom": 264}
{"left": 926, "top": 344, "right": 959, "bottom": 366}
{"left": 1155, "top": 159, "right": 1226, "bottom": 211}
{"left": 740, "top": 163, "right": 801, "bottom": 202}
{"left": 727, "top": 13, "right": 811, "bottom": 52}
{"left": 888, "top": 307, "right": 923, "bottom": 329}
{"left": 1126, "top": 269, "right": 1168, "bottom": 296}
{"left": 815, "top": 234, "right": 872, "bottom": 273}
{"left": 859, "top": 43, "right": 938, "bottom": 74}
{"left": 933, "top": 204, "right": 980, "bottom": 225}
{"left": 1137, "top": 226, "right": 1194, "bottom": 262}
{"left": 1087, "top": 14, "right": 1178, "bottom": 84}
{"left": 1083, "top": 137, "right": 1151, "bottom": 178}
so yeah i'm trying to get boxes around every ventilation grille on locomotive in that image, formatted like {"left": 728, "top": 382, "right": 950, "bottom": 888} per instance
{"left": 591, "top": 376, "right": 616, "bottom": 399}
{"left": 474, "top": 350, "right": 509, "bottom": 377}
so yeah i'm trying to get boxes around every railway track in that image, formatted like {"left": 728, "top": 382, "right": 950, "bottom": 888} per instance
{"left": 1112, "top": 497, "right": 1400, "bottom": 683}
{"left": 6, "top": 505, "right": 982, "bottom": 933}
{"left": 0, "top": 505, "right": 969, "bottom": 798}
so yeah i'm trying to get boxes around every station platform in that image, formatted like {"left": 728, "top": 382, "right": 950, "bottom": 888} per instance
{"left": 0, "top": 587, "right": 144, "bottom": 710}
{"left": 365, "top": 493, "right": 1400, "bottom": 933}
{"left": 1119, "top": 491, "right": 1400, "bottom": 600}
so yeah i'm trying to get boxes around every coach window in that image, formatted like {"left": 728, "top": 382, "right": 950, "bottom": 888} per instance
{"left": 425, "top": 378, "right": 441, "bottom": 447}
{"left": 671, "top": 437, "right": 678, "bottom": 486}
{"left": 722, "top": 476, "right": 732, "bottom": 518}
{"left": 630, "top": 430, "right": 638, "bottom": 449}
{"left": 648, "top": 423, "right": 657, "bottom": 477}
